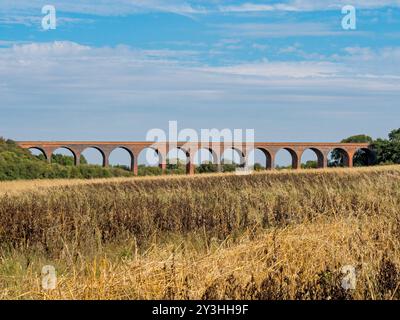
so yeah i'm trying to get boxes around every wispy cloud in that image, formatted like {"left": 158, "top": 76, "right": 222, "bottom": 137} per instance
{"left": 0, "top": 15, "right": 94, "bottom": 27}
{"left": 218, "top": 3, "right": 298, "bottom": 13}
{"left": 201, "top": 60, "right": 342, "bottom": 78}
{"left": 212, "top": 22, "right": 359, "bottom": 38}
{"left": 1, "top": 41, "right": 399, "bottom": 113}
{"left": 1, "top": 40, "right": 399, "bottom": 141}
{"left": 218, "top": 1, "right": 400, "bottom": 13}
{"left": 1, "top": 0, "right": 399, "bottom": 19}
{"left": 0, "top": 0, "right": 208, "bottom": 17}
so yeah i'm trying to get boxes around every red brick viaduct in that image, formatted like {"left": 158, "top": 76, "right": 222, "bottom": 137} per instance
{"left": 17, "top": 141, "right": 375, "bottom": 175}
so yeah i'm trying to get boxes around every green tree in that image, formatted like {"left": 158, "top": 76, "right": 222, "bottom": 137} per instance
{"left": 330, "top": 134, "right": 373, "bottom": 167}
{"left": 35, "top": 153, "right": 88, "bottom": 165}
{"left": 0, "top": 138, "right": 133, "bottom": 181}
{"left": 137, "top": 165, "right": 162, "bottom": 176}
{"left": 389, "top": 128, "right": 400, "bottom": 142}
{"left": 341, "top": 134, "right": 373, "bottom": 143}
{"left": 253, "top": 163, "right": 264, "bottom": 171}
{"left": 301, "top": 160, "right": 318, "bottom": 169}
{"left": 166, "top": 158, "right": 186, "bottom": 175}
{"left": 196, "top": 161, "right": 219, "bottom": 174}
{"left": 373, "top": 129, "right": 400, "bottom": 164}
{"left": 51, "top": 154, "right": 75, "bottom": 166}
{"left": 222, "top": 163, "right": 237, "bottom": 172}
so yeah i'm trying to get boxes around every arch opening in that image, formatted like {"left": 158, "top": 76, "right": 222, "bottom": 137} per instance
{"left": 81, "top": 147, "right": 105, "bottom": 166}
{"left": 274, "top": 148, "right": 298, "bottom": 169}
{"left": 166, "top": 148, "right": 188, "bottom": 175}
{"left": 28, "top": 147, "right": 47, "bottom": 161}
{"left": 221, "top": 148, "right": 245, "bottom": 172}
{"left": 353, "top": 148, "right": 376, "bottom": 167}
{"left": 137, "top": 147, "right": 163, "bottom": 176}
{"left": 301, "top": 148, "right": 324, "bottom": 169}
{"left": 109, "top": 147, "right": 133, "bottom": 171}
{"left": 194, "top": 148, "right": 219, "bottom": 174}
{"left": 247, "top": 148, "right": 272, "bottom": 170}
{"left": 51, "top": 147, "right": 77, "bottom": 166}
{"left": 328, "top": 148, "right": 350, "bottom": 167}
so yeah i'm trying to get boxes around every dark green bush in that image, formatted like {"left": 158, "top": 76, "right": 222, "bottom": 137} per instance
{"left": 0, "top": 138, "right": 134, "bottom": 181}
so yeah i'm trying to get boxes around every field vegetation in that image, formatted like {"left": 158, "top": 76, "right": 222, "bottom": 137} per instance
{"left": 0, "top": 166, "right": 399, "bottom": 300}
{"left": 1, "top": 129, "right": 399, "bottom": 299}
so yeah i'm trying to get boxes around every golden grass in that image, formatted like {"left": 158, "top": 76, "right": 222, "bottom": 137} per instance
{"left": 0, "top": 165, "right": 397, "bottom": 195}
{"left": 0, "top": 165, "right": 399, "bottom": 300}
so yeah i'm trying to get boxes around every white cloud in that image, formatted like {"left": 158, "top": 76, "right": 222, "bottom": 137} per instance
{"left": 212, "top": 22, "right": 359, "bottom": 38}
{"left": 0, "top": 0, "right": 208, "bottom": 17}
{"left": 11, "top": 41, "right": 91, "bottom": 56}
{"left": 1, "top": 41, "right": 400, "bottom": 142}
{"left": 0, "top": 41, "right": 399, "bottom": 118}
{"left": 219, "top": 2, "right": 300, "bottom": 12}
{"left": 0, "top": 0, "right": 399, "bottom": 19}
{"left": 219, "top": 1, "right": 400, "bottom": 13}
{"left": 201, "top": 60, "right": 342, "bottom": 78}
{"left": 0, "top": 14, "right": 94, "bottom": 27}
{"left": 279, "top": 45, "right": 302, "bottom": 54}
{"left": 344, "top": 46, "right": 400, "bottom": 62}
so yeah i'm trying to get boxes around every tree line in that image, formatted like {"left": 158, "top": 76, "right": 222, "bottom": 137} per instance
{"left": 0, "top": 139, "right": 133, "bottom": 180}
{"left": 332, "top": 128, "right": 400, "bottom": 167}
{"left": 1, "top": 128, "right": 400, "bottom": 180}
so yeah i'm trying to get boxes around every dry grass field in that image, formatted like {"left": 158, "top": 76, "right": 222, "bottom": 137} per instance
{"left": 0, "top": 166, "right": 399, "bottom": 300}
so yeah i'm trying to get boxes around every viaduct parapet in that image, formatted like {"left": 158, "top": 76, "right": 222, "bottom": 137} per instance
{"left": 17, "top": 141, "right": 375, "bottom": 175}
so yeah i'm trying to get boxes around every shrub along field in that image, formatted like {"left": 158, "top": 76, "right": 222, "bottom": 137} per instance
{"left": 0, "top": 166, "right": 399, "bottom": 299}
{"left": 0, "top": 138, "right": 243, "bottom": 180}
{"left": 0, "top": 138, "right": 134, "bottom": 180}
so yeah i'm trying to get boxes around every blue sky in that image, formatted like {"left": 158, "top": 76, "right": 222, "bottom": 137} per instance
{"left": 1, "top": 0, "right": 400, "bottom": 151}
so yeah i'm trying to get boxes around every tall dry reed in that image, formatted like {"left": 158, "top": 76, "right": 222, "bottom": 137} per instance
{"left": 0, "top": 166, "right": 399, "bottom": 299}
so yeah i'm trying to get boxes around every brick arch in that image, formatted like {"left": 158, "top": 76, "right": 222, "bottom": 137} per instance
{"left": 16, "top": 141, "right": 373, "bottom": 175}
{"left": 177, "top": 146, "right": 191, "bottom": 159}
{"left": 108, "top": 146, "right": 135, "bottom": 171}
{"left": 138, "top": 146, "right": 164, "bottom": 163}
{"left": 353, "top": 147, "right": 376, "bottom": 166}
{"left": 51, "top": 146, "right": 79, "bottom": 166}
{"left": 328, "top": 148, "right": 351, "bottom": 167}
{"left": 247, "top": 148, "right": 273, "bottom": 170}
{"left": 28, "top": 147, "right": 49, "bottom": 161}
{"left": 166, "top": 146, "right": 190, "bottom": 164}
{"left": 137, "top": 146, "right": 167, "bottom": 173}
{"left": 222, "top": 147, "right": 246, "bottom": 167}
{"left": 300, "top": 147, "right": 325, "bottom": 168}
{"left": 275, "top": 147, "right": 300, "bottom": 169}
{"left": 194, "top": 147, "right": 219, "bottom": 165}
{"left": 176, "top": 146, "right": 195, "bottom": 175}
{"left": 81, "top": 146, "right": 107, "bottom": 167}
